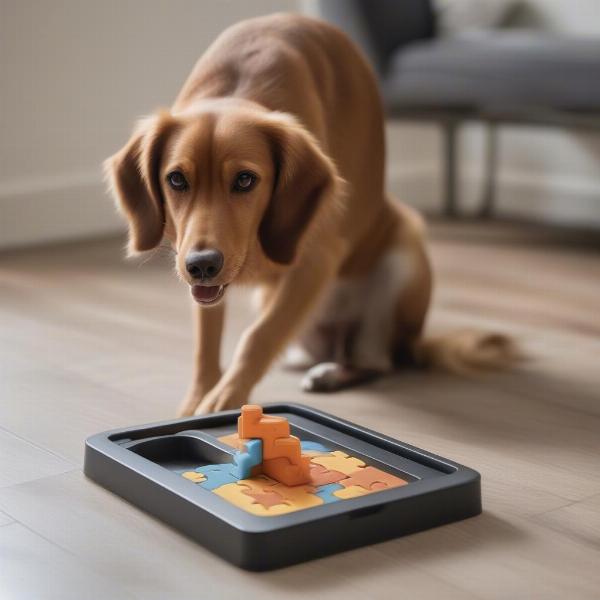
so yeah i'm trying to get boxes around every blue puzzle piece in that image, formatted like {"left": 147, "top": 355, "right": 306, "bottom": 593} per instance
{"left": 301, "top": 440, "right": 331, "bottom": 453}
{"left": 195, "top": 463, "right": 239, "bottom": 490}
{"left": 315, "top": 483, "right": 343, "bottom": 503}
{"left": 232, "top": 439, "right": 263, "bottom": 479}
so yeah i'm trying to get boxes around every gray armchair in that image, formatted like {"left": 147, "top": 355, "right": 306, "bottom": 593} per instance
{"left": 318, "top": 0, "right": 600, "bottom": 217}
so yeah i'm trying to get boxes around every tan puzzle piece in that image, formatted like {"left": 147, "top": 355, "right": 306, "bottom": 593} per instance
{"left": 237, "top": 474, "right": 279, "bottom": 491}
{"left": 302, "top": 449, "right": 330, "bottom": 458}
{"left": 269, "top": 482, "right": 322, "bottom": 510}
{"left": 217, "top": 433, "right": 244, "bottom": 450}
{"left": 310, "top": 451, "right": 366, "bottom": 475}
{"left": 309, "top": 463, "right": 347, "bottom": 486}
{"left": 216, "top": 476, "right": 322, "bottom": 514}
{"left": 333, "top": 484, "right": 370, "bottom": 500}
{"left": 341, "top": 466, "right": 408, "bottom": 491}
{"left": 214, "top": 483, "right": 294, "bottom": 516}
{"left": 242, "top": 488, "right": 290, "bottom": 509}
{"left": 181, "top": 471, "right": 206, "bottom": 484}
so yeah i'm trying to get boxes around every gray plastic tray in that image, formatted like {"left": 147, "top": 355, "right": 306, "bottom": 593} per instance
{"left": 84, "top": 403, "right": 481, "bottom": 570}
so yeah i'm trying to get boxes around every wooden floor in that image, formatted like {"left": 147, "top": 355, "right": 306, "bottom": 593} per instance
{"left": 1, "top": 221, "right": 599, "bottom": 599}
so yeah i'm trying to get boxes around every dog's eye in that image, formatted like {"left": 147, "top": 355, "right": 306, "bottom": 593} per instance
{"left": 166, "top": 171, "right": 188, "bottom": 191}
{"left": 232, "top": 171, "right": 257, "bottom": 193}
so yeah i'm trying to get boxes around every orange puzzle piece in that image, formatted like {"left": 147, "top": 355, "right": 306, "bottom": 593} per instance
{"left": 238, "top": 405, "right": 311, "bottom": 486}
{"left": 340, "top": 466, "right": 408, "bottom": 491}
{"left": 309, "top": 463, "right": 347, "bottom": 486}
{"left": 241, "top": 487, "right": 290, "bottom": 509}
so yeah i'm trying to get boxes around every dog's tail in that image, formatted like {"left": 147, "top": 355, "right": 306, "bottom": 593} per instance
{"left": 409, "top": 329, "right": 521, "bottom": 373}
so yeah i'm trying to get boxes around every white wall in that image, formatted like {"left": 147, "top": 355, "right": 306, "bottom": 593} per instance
{"left": 386, "top": 0, "right": 600, "bottom": 226}
{"left": 0, "top": 0, "right": 296, "bottom": 250}
{"left": 517, "top": 0, "right": 600, "bottom": 35}
{"left": 3, "top": 0, "right": 600, "bottom": 251}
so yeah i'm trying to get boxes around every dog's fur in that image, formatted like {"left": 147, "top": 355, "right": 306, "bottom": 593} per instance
{"left": 106, "top": 14, "right": 515, "bottom": 415}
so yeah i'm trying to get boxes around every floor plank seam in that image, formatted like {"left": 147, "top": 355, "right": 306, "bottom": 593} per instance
{"left": 0, "top": 519, "right": 140, "bottom": 598}
{"left": 529, "top": 499, "right": 579, "bottom": 519}
{"left": 0, "top": 519, "right": 15, "bottom": 527}
{"left": 0, "top": 467, "right": 81, "bottom": 499}
{"left": 0, "top": 423, "right": 79, "bottom": 468}
{"left": 577, "top": 491, "right": 600, "bottom": 503}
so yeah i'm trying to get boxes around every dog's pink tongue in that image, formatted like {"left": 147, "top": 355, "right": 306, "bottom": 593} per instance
{"left": 192, "top": 285, "right": 220, "bottom": 303}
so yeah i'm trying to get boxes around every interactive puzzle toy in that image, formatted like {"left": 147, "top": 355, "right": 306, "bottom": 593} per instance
{"left": 85, "top": 403, "right": 481, "bottom": 570}
{"left": 177, "top": 405, "right": 408, "bottom": 515}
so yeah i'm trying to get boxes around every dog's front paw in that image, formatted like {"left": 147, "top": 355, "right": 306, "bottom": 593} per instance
{"left": 177, "top": 386, "right": 206, "bottom": 418}
{"left": 177, "top": 379, "right": 220, "bottom": 417}
{"left": 194, "top": 382, "right": 248, "bottom": 415}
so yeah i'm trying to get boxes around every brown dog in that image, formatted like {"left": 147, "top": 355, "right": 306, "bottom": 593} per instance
{"left": 106, "top": 14, "right": 513, "bottom": 415}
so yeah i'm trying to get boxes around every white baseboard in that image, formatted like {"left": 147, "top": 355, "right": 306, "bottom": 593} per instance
{"left": 388, "top": 162, "right": 600, "bottom": 228}
{"left": 0, "top": 172, "right": 124, "bottom": 250}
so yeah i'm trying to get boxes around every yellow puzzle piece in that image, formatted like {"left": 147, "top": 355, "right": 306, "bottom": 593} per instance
{"left": 214, "top": 482, "right": 292, "bottom": 516}
{"left": 218, "top": 433, "right": 244, "bottom": 450}
{"left": 236, "top": 474, "right": 279, "bottom": 491}
{"left": 302, "top": 449, "right": 330, "bottom": 458}
{"left": 333, "top": 485, "right": 370, "bottom": 500}
{"left": 310, "top": 451, "right": 366, "bottom": 475}
{"left": 181, "top": 471, "right": 206, "bottom": 484}
{"left": 269, "top": 482, "right": 322, "bottom": 511}
{"left": 213, "top": 475, "right": 324, "bottom": 516}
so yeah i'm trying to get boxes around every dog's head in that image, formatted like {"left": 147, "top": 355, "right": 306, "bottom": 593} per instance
{"left": 105, "top": 103, "right": 342, "bottom": 305}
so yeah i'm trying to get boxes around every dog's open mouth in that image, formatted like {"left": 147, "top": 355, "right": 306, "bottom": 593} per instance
{"left": 191, "top": 284, "right": 228, "bottom": 305}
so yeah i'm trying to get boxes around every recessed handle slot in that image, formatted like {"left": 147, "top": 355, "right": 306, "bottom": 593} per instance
{"left": 348, "top": 504, "right": 385, "bottom": 519}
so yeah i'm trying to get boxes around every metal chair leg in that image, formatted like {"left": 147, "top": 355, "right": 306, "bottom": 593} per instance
{"left": 442, "top": 120, "right": 459, "bottom": 217}
{"left": 479, "top": 122, "right": 499, "bottom": 218}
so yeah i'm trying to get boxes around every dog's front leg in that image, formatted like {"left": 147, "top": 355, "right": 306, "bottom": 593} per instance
{"left": 177, "top": 302, "right": 225, "bottom": 417}
{"left": 195, "top": 254, "right": 338, "bottom": 414}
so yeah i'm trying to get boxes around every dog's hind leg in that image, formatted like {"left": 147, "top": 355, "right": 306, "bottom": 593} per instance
{"left": 301, "top": 361, "right": 379, "bottom": 392}
{"left": 283, "top": 326, "right": 334, "bottom": 371}
{"left": 301, "top": 251, "right": 410, "bottom": 393}
{"left": 301, "top": 235, "right": 431, "bottom": 393}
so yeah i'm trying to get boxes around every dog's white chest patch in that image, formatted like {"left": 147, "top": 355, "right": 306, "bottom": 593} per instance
{"left": 286, "top": 250, "right": 417, "bottom": 370}
{"left": 314, "top": 250, "right": 415, "bottom": 328}
{"left": 316, "top": 279, "right": 367, "bottom": 325}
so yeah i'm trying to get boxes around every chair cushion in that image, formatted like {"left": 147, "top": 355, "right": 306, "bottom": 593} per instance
{"left": 383, "top": 31, "right": 600, "bottom": 113}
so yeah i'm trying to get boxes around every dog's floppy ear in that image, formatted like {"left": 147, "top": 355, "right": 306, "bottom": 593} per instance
{"left": 104, "top": 111, "right": 175, "bottom": 254}
{"left": 258, "top": 113, "right": 343, "bottom": 265}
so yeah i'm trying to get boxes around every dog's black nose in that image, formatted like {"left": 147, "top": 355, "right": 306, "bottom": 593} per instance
{"left": 185, "top": 249, "right": 224, "bottom": 281}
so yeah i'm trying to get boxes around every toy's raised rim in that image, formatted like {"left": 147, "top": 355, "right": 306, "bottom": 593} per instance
{"left": 84, "top": 402, "right": 480, "bottom": 534}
